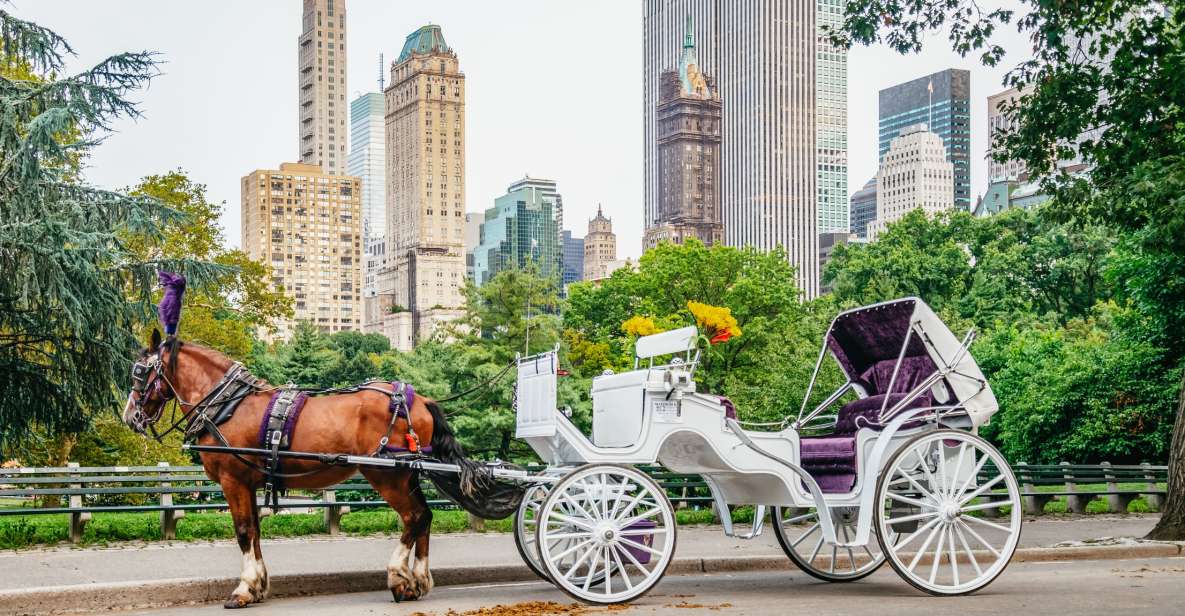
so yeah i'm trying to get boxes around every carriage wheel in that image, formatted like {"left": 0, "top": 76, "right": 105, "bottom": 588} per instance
{"left": 536, "top": 464, "right": 676, "bottom": 604}
{"left": 875, "top": 430, "right": 1022, "bottom": 596}
{"left": 514, "top": 482, "right": 551, "bottom": 582}
{"left": 773, "top": 505, "right": 889, "bottom": 582}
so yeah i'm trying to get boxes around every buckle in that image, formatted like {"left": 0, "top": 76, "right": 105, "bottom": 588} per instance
{"left": 270, "top": 431, "right": 282, "bottom": 446}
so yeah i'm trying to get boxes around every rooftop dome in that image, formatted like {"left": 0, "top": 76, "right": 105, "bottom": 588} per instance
{"left": 398, "top": 24, "right": 450, "bottom": 62}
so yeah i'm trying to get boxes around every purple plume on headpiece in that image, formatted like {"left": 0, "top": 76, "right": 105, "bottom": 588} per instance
{"left": 157, "top": 271, "right": 187, "bottom": 336}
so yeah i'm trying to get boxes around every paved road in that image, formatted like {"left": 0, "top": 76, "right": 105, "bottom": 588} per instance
{"left": 119, "top": 555, "right": 1185, "bottom": 616}
{"left": 0, "top": 516, "right": 1158, "bottom": 591}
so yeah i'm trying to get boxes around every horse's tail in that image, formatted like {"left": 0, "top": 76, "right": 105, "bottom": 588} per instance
{"left": 422, "top": 399, "right": 524, "bottom": 520}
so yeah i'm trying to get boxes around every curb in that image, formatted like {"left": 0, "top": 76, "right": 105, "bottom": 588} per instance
{"left": 1, "top": 542, "right": 1181, "bottom": 615}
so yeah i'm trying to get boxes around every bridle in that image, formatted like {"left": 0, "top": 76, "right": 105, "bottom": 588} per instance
{"left": 127, "top": 345, "right": 180, "bottom": 439}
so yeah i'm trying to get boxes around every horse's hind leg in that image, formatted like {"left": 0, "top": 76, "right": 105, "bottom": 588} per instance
{"left": 362, "top": 468, "right": 433, "bottom": 602}
{"left": 222, "top": 478, "right": 267, "bottom": 609}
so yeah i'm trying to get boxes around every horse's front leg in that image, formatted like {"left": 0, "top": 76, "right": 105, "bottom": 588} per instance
{"left": 222, "top": 478, "right": 268, "bottom": 609}
{"left": 363, "top": 469, "right": 433, "bottom": 602}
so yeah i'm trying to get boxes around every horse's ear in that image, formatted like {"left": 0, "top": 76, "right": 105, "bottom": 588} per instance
{"left": 149, "top": 328, "right": 162, "bottom": 352}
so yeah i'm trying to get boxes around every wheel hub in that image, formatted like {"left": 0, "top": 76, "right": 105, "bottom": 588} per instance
{"left": 939, "top": 501, "right": 961, "bottom": 522}
{"left": 594, "top": 523, "right": 620, "bottom": 546}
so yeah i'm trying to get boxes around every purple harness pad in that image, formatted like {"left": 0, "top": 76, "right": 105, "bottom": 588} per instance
{"left": 258, "top": 390, "right": 309, "bottom": 449}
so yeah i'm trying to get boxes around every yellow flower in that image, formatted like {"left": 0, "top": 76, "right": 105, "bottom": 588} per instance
{"left": 687, "top": 301, "right": 741, "bottom": 343}
{"left": 621, "top": 315, "right": 662, "bottom": 337}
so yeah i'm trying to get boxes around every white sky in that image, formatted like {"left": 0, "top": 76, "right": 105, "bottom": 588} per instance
{"left": 16, "top": 1, "right": 1031, "bottom": 259}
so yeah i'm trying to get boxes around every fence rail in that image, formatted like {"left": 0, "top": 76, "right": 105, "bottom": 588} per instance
{"left": 0, "top": 461, "right": 1167, "bottom": 543}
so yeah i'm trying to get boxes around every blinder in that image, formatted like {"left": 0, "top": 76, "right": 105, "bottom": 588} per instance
{"left": 127, "top": 352, "right": 176, "bottom": 434}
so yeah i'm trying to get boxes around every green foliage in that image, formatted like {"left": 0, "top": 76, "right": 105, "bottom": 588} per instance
{"left": 563, "top": 240, "right": 844, "bottom": 424}
{"left": 0, "top": 12, "right": 222, "bottom": 451}
{"left": 975, "top": 305, "right": 1181, "bottom": 464}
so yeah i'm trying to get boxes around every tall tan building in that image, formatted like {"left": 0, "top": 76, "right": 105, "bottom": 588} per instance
{"left": 365, "top": 25, "right": 466, "bottom": 350}
{"left": 644, "top": 20, "right": 722, "bottom": 251}
{"left": 583, "top": 205, "right": 618, "bottom": 281}
{"left": 298, "top": 0, "right": 347, "bottom": 175}
{"left": 242, "top": 162, "right": 362, "bottom": 340}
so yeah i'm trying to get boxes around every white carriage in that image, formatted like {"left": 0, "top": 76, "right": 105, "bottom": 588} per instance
{"left": 512, "top": 297, "right": 1022, "bottom": 603}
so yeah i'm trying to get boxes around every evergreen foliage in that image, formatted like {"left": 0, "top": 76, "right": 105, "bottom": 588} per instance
{"left": 0, "top": 11, "right": 221, "bottom": 449}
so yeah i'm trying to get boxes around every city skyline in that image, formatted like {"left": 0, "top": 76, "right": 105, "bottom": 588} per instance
{"left": 20, "top": 0, "right": 1034, "bottom": 261}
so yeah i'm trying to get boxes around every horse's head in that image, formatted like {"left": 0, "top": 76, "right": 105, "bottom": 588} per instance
{"left": 122, "top": 328, "right": 179, "bottom": 435}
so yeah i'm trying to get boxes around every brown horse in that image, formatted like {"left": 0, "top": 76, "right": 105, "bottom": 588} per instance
{"left": 121, "top": 329, "right": 480, "bottom": 608}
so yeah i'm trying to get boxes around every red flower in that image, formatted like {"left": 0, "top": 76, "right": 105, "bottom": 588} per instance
{"left": 709, "top": 330, "right": 732, "bottom": 344}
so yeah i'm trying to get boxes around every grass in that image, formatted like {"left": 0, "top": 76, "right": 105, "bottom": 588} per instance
{"left": 0, "top": 481, "right": 1164, "bottom": 550}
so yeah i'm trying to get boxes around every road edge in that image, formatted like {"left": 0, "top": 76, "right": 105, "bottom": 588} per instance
{"left": 2, "top": 542, "right": 1181, "bottom": 615}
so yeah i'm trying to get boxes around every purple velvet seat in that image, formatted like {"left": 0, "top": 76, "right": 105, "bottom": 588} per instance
{"left": 800, "top": 436, "right": 858, "bottom": 493}
{"left": 800, "top": 356, "right": 939, "bottom": 493}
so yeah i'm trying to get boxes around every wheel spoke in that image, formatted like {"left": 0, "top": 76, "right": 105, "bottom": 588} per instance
{"left": 808, "top": 533, "right": 825, "bottom": 564}
{"left": 840, "top": 522, "right": 857, "bottom": 572}
{"left": 892, "top": 515, "right": 941, "bottom": 552}
{"left": 960, "top": 499, "right": 1012, "bottom": 514}
{"left": 916, "top": 443, "right": 942, "bottom": 499}
{"left": 885, "top": 490, "right": 930, "bottom": 508}
{"left": 928, "top": 526, "right": 946, "bottom": 584}
{"left": 551, "top": 537, "right": 596, "bottom": 562}
{"left": 961, "top": 512, "right": 1013, "bottom": 534}
{"left": 562, "top": 541, "right": 600, "bottom": 582}
{"left": 957, "top": 474, "right": 1006, "bottom": 506}
{"left": 906, "top": 521, "right": 943, "bottom": 572}
{"left": 953, "top": 452, "right": 991, "bottom": 502}
{"left": 619, "top": 506, "right": 663, "bottom": 528}
{"left": 611, "top": 487, "right": 650, "bottom": 523}
{"left": 954, "top": 522, "right": 983, "bottom": 577}
{"left": 548, "top": 512, "right": 595, "bottom": 532}
{"left": 559, "top": 492, "right": 598, "bottom": 523}
{"left": 581, "top": 545, "right": 601, "bottom": 591}
{"left": 948, "top": 524, "right": 960, "bottom": 587}
{"left": 617, "top": 535, "right": 664, "bottom": 558}
{"left": 957, "top": 519, "right": 1002, "bottom": 558}
{"left": 616, "top": 538, "right": 653, "bottom": 576}
{"left": 609, "top": 546, "right": 632, "bottom": 590}
{"left": 602, "top": 547, "right": 612, "bottom": 595}
{"left": 790, "top": 521, "right": 820, "bottom": 549}
{"left": 896, "top": 467, "right": 938, "bottom": 502}
{"left": 886, "top": 509, "right": 939, "bottom": 526}
{"left": 783, "top": 510, "right": 817, "bottom": 525}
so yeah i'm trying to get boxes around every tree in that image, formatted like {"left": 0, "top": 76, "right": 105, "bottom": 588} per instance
{"left": 0, "top": 11, "right": 220, "bottom": 452}
{"left": 834, "top": 0, "right": 1185, "bottom": 538}
{"left": 279, "top": 322, "right": 338, "bottom": 389}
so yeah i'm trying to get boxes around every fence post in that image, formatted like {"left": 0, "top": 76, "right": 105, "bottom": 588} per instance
{"left": 158, "top": 462, "right": 184, "bottom": 540}
{"left": 1062, "top": 461, "right": 1091, "bottom": 514}
{"left": 1100, "top": 462, "right": 1132, "bottom": 513}
{"left": 323, "top": 489, "right": 349, "bottom": 535}
{"left": 67, "top": 462, "right": 90, "bottom": 543}
{"left": 1018, "top": 462, "right": 1048, "bottom": 515}
{"left": 1141, "top": 463, "right": 1163, "bottom": 511}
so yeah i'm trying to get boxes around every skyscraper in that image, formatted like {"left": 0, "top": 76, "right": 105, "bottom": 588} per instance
{"left": 584, "top": 206, "right": 617, "bottom": 281}
{"left": 472, "top": 176, "right": 564, "bottom": 286}
{"left": 644, "top": 1, "right": 718, "bottom": 240}
{"left": 878, "top": 69, "right": 971, "bottom": 211}
{"left": 365, "top": 24, "right": 466, "bottom": 351}
{"left": 241, "top": 163, "right": 362, "bottom": 340}
{"left": 718, "top": 0, "right": 820, "bottom": 297}
{"left": 816, "top": 0, "right": 848, "bottom": 234}
{"left": 297, "top": 0, "right": 348, "bottom": 175}
{"left": 349, "top": 91, "right": 386, "bottom": 240}
{"left": 561, "top": 230, "right": 584, "bottom": 286}
{"left": 869, "top": 124, "right": 954, "bottom": 239}
{"left": 987, "top": 87, "right": 1028, "bottom": 182}
{"left": 645, "top": 18, "right": 722, "bottom": 251}
{"left": 849, "top": 176, "right": 877, "bottom": 240}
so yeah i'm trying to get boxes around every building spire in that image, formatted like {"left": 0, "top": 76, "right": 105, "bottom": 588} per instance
{"left": 684, "top": 14, "right": 694, "bottom": 49}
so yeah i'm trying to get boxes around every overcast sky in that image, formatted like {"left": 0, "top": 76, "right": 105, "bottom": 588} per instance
{"left": 16, "top": 1, "right": 1031, "bottom": 259}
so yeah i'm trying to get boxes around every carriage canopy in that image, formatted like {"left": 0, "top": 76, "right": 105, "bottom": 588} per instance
{"left": 821, "top": 297, "right": 997, "bottom": 427}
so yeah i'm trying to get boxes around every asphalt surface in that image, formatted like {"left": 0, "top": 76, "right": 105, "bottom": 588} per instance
{"left": 117, "top": 555, "right": 1185, "bottom": 616}
{"left": 0, "top": 515, "right": 1159, "bottom": 591}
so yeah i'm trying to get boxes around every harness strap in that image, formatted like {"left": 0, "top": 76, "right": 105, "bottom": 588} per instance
{"left": 258, "top": 388, "right": 308, "bottom": 509}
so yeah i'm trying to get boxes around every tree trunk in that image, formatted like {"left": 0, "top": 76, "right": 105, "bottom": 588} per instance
{"left": 1147, "top": 370, "right": 1185, "bottom": 540}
